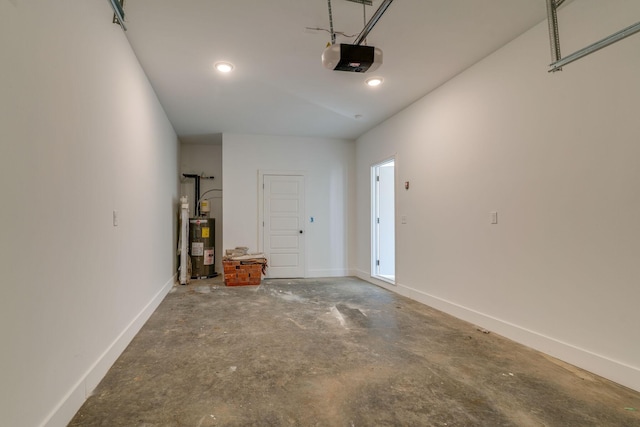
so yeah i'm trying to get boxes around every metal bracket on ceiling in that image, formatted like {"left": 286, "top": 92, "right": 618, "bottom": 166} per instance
{"left": 547, "top": 0, "right": 640, "bottom": 72}
{"left": 546, "top": 0, "right": 562, "bottom": 71}
{"left": 354, "top": 0, "right": 394, "bottom": 46}
{"left": 109, "top": 0, "right": 127, "bottom": 31}
{"left": 326, "top": 0, "right": 392, "bottom": 46}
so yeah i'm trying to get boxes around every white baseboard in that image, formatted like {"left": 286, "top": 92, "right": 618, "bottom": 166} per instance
{"left": 306, "top": 268, "right": 350, "bottom": 278}
{"left": 42, "top": 274, "right": 176, "bottom": 427}
{"left": 354, "top": 269, "right": 640, "bottom": 393}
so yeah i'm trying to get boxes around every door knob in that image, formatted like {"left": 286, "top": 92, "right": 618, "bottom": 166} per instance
{"left": 299, "top": 230, "right": 304, "bottom": 234}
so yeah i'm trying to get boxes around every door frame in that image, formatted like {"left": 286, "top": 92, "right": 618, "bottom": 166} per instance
{"left": 258, "top": 170, "right": 307, "bottom": 277}
{"left": 370, "top": 156, "right": 396, "bottom": 284}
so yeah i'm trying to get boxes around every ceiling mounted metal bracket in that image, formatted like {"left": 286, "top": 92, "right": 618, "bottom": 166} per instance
{"left": 327, "top": 0, "right": 336, "bottom": 45}
{"left": 354, "top": 0, "right": 394, "bottom": 46}
{"left": 547, "top": 0, "right": 640, "bottom": 72}
{"left": 345, "top": 0, "right": 373, "bottom": 5}
{"left": 546, "top": 0, "right": 562, "bottom": 71}
{"left": 109, "top": 0, "right": 127, "bottom": 31}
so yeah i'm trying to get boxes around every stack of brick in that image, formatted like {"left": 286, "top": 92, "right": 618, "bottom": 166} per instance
{"left": 222, "top": 248, "right": 267, "bottom": 286}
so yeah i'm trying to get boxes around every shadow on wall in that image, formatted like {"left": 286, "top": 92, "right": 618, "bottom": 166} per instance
{"left": 180, "top": 133, "right": 222, "bottom": 145}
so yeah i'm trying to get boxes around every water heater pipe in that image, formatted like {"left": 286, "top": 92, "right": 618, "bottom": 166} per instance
{"left": 179, "top": 196, "right": 189, "bottom": 285}
{"left": 183, "top": 173, "right": 214, "bottom": 216}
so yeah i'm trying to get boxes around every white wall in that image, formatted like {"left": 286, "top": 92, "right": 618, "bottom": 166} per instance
{"left": 223, "top": 134, "right": 355, "bottom": 277}
{"left": 356, "top": 0, "right": 640, "bottom": 392}
{"left": 180, "top": 142, "right": 223, "bottom": 273}
{"left": 0, "top": 1, "right": 179, "bottom": 426}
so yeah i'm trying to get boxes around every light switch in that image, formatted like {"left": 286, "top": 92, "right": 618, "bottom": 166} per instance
{"left": 401, "top": 215, "right": 407, "bottom": 224}
{"left": 113, "top": 210, "right": 119, "bottom": 227}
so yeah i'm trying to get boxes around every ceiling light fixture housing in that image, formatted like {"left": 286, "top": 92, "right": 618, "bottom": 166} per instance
{"left": 365, "top": 77, "right": 383, "bottom": 86}
{"left": 214, "top": 62, "right": 234, "bottom": 73}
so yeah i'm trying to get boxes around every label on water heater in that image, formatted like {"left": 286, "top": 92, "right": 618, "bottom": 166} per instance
{"left": 204, "top": 249, "right": 214, "bottom": 265}
{"left": 201, "top": 227, "right": 210, "bottom": 238}
{"left": 191, "top": 242, "right": 204, "bottom": 256}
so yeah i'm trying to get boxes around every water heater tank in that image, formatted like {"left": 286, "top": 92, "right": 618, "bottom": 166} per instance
{"left": 189, "top": 217, "right": 217, "bottom": 279}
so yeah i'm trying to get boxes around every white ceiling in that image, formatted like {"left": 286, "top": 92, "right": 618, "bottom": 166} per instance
{"left": 123, "top": 0, "right": 553, "bottom": 142}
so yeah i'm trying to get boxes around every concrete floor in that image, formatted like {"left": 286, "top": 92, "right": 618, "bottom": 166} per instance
{"left": 70, "top": 277, "right": 640, "bottom": 426}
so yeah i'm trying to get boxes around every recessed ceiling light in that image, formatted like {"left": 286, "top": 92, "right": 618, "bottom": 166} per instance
{"left": 365, "top": 77, "right": 383, "bottom": 87}
{"left": 214, "top": 62, "right": 234, "bottom": 73}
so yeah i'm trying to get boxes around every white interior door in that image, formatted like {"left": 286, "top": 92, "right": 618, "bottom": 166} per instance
{"left": 372, "top": 159, "right": 395, "bottom": 283}
{"left": 263, "top": 174, "right": 305, "bottom": 278}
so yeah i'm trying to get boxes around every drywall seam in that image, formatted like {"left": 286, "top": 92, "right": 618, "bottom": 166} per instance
{"left": 41, "top": 274, "right": 176, "bottom": 427}
{"left": 354, "top": 269, "right": 640, "bottom": 393}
